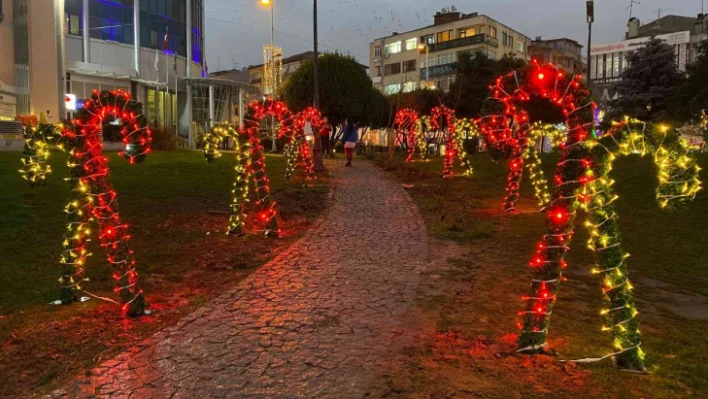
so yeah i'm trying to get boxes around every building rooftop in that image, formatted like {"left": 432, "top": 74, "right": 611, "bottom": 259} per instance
{"left": 531, "top": 37, "right": 582, "bottom": 47}
{"left": 631, "top": 14, "right": 701, "bottom": 38}
{"left": 247, "top": 51, "right": 316, "bottom": 71}
{"left": 371, "top": 11, "right": 526, "bottom": 43}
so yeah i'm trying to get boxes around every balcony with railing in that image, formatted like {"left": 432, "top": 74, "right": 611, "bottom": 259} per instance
{"left": 428, "top": 33, "right": 498, "bottom": 52}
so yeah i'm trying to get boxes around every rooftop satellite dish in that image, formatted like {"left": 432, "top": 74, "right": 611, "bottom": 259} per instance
{"left": 450, "top": 5, "right": 458, "bottom": 12}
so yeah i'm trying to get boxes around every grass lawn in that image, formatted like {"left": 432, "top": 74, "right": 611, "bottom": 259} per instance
{"left": 0, "top": 150, "right": 329, "bottom": 398}
{"left": 371, "top": 151, "right": 708, "bottom": 399}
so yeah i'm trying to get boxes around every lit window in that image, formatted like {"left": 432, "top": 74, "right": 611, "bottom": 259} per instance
{"left": 384, "top": 41, "right": 402, "bottom": 55}
{"left": 403, "top": 82, "right": 417, "bottom": 93}
{"left": 436, "top": 30, "right": 452, "bottom": 43}
{"left": 517, "top": 41, "right": 524, "bottom": 53}
{"left": 384, "top": 84, "right": 402, "bottom": 95}
{"left": 489, "top": 26, "right": 497, "bottom": 38}
{"left": 405, "top": 38, "right": 418, "bottom": 51}
{"left": 460, "top": 27, "right": 476, "bottom": 38}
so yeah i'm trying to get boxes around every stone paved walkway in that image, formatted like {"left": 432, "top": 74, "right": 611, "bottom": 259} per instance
{"left": 47, "top": 160, "right": 429, "bottom": 399}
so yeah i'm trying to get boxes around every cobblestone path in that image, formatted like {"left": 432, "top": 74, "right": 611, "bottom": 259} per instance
{"left": 47, "top": 160, "right": 429, "bottom": 399}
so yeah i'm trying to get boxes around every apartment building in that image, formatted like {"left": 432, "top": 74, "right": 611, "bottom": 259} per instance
{"left": 369, "top": 10, "right": 531, "bottom": 95}
{"left": 530, "top": 37, "right": 585, "bottom": 74}
{"left": 590, "top": 14, "right": 708, "bottom": 104}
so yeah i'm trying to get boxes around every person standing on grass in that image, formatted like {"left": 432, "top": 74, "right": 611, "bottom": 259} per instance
{"left": 341, "top": 118, "right": 357, "bottom": 167}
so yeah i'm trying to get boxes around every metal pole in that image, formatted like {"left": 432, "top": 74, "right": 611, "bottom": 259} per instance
{"left": 133, "top": 0, "right": 140, "bottom": 76}
{"left": 586, "top": 1, "right": 594, "bottom": 94}
{"left": 270, "top": 1, "right": 277, "bottom": 152}
{"left": 208, "top": 84, "right": 215, "bottom": 128}
{"left": 186, "top": 0, "right": 193, "bottom": 147}
{"left": 426, "top": 45, "right": 430, "bottom": 85}
{"left": 312, "top": 0, "right": 326, "bottom": 172}
{"left": 55, "top": 0, "right": 66, "bottom": 118}
{"left": 82, "top": 0, "right": 90, "bottom": 63}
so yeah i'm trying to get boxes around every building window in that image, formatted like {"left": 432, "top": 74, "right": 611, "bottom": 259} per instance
{"left": 405, "top": 38, "right": 418, "bottom": 51}
{"left": 374, "top": 46, "right": 382, "bottom": 58}
{"left": 436, "top": 30, "right": 452, "bottom": 43}
{"left": 384, "top": 41, "right": 402, "bottom": 55}
{"left": 384, "top": 62, "right": 402, "bottom": 76}
{"left": 376, "top": 66, "right": 382, "bottom": 76}
{"left": 436, "top": 53, "right": 453, "bottom": 66}
{"left": 65, "top": 0, "right": 82, "bottom": 36}
{"left": 517, "top": 41, "right": 524, "bottom": 53}
{"left": 403, "top": 60, "right": 416, "bottom": 73}
{"left": 402, "top": 82, "right": 417, "bottom": 93}
{"left": 139, "top": 0, "right": 189, "bottom": 57}
{"left": 420, "top": 34, "right": 435, "bottom": 45}
{"left": 88, "top": 0, "right": 135, "bottom": 44}
{"left": 489, "top": 26, "right": 497, "bottom": 38}
{"left": 613, "top": 52, "right": 621, "bottom": 77}
{"left": 459, "top": 27, "right": 476, "bottom": 38}
{"left": 436, "top": 77, "right": 453, "bottom": 92}
{"left": 384, "top": 83, "right": 401, "bottom": 95}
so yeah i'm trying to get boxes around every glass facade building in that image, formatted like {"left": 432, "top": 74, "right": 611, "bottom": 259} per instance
{"left": 62, "top": 0, "right": 204, "bottom": 62}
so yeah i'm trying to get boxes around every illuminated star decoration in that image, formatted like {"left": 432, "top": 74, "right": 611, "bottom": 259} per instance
{"left": 20, "top": 90, "right": 152, "bottom": 317}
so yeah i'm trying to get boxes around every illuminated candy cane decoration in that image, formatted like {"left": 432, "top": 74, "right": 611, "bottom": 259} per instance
{"left": 19, "top": 90, "right": 152, "bottom": 316}
{"left": 394, "top": 108, "right": 420, "bottom": 163}
{"left": 200, "top": 124, "right": 251, "bottom": 236}
{"left": 288, "top": 107, "right": 323, "bottom": 181}
{"left": 429, "top": 106, "right": 474, "bottom": 178}
{"left": 414, "top": 116, "right": 432, "bottom": 161}
{"left": 509, "top": 63, "right": 702, "bottom": 371}
{"left": 241, "top": 98, "right": 295, "bottom": 238}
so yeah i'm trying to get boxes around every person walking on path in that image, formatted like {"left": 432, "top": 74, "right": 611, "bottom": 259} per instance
{"left": 321, "top": 116, "right": 332, "bottom": 158}
{"left": 341, "top": 118, "right": 357, "bottom": 167}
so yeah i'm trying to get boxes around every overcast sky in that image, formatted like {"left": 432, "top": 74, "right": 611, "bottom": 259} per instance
{"left": 204, "top": 0, "right": 704, "bottom": 71}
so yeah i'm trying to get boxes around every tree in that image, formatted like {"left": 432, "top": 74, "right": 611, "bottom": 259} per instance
{"left": 606, "top": 38, "right": 686, "bottom": 123}
{"left": 676, "top": 38, "right": 708, "bottom": 122}
{"left": 449, "top": 52, "right": 527, "bottom": 118}
{"left": 281, "top": 52, "right": 378, "bottom": 130}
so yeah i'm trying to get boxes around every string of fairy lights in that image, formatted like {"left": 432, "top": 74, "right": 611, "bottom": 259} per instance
{"left": 20, "top": 90, "right": 152, "bottom": 317}
{"left": 394, "top": 109, "right": 420, "bottom": 164}
{"left": 500, "top": 61, "right": 702, "bottom": 371}
{"left": 203, "top": 99, "right": 325, "bottom": 238}
{"left": 200, "top": 123, "right": 252, "bottom": 235}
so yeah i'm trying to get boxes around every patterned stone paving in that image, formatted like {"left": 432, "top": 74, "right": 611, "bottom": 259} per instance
{"left": 45, "top": 160, "right": 429, "bottom": 399}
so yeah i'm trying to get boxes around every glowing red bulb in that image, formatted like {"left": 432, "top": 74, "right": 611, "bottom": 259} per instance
{"left": 537, "top": 73, "right": 545, "bottom": 80}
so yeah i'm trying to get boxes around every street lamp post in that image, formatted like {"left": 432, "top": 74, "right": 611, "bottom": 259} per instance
{"left": 586, "top": 1, "right": 594, "bottom": 92}
{"left": 260, "top": 0, "right": 278, "bottom": 152}
{"left": 312, "top": 0, "right": 326, "bottom": 172}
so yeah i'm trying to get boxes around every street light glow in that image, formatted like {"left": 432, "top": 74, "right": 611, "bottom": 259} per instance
{"left": 260, "top": 0, "right": 271, "bottom": 5}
